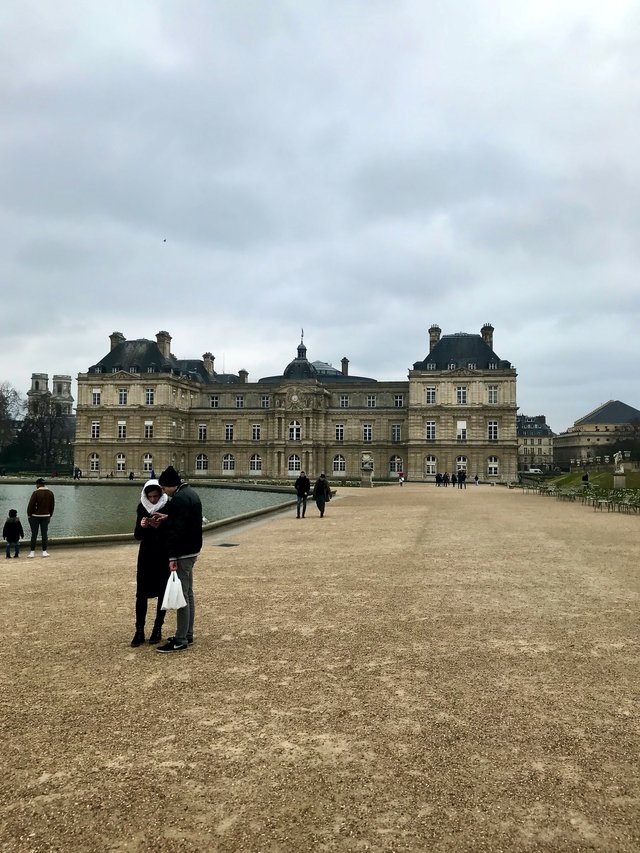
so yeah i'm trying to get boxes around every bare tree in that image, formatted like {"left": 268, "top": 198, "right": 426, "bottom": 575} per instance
{"left": 0, "top": 382, "right": 25, "bottom": 451}
{"left": 24, "top": 395, "right": 75, "bottom": 469}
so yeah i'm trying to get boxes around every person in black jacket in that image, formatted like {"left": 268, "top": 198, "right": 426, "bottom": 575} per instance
{"left": 131, "top": 480, "right": 170, "bottom": 647}
{"left": 155, "top": 466, "right": 203, "bottom": 653}
{"left": 312, "top": 473, "right": 331, "bottom": 518}
{"left": 294, "top": 471, "right": 311, "bottom": 518}
{"left": 3, "top": 509, "right": 24, "bottom": 558}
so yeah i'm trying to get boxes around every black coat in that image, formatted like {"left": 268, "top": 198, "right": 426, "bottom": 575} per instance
{"left": 163, "top": 483, "right": 203, "bottom": 559}
{"left": 3, "top": 518, "right": 24, "bottom": 543}
{"left": 134, "top": 504, "right": 170, "bottom": 599}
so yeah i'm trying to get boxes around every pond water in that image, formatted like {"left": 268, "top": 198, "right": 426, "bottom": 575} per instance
{"left": 0, "top": 483, "right": 292, "bottom": 538}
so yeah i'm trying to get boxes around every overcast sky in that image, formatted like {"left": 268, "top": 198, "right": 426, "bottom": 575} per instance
{"left": 1, "top": 1, "right": 638, "bottom": 433}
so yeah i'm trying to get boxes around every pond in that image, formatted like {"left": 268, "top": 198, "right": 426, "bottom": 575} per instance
{"left": 0, "top": 483, "right": 292, "bottom": 538}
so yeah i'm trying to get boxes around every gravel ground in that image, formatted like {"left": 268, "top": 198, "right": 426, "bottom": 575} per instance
{"left": 1, "top": 483, "right": 638, "bottom": 853}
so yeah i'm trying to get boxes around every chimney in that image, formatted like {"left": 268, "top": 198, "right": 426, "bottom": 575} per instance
{"left": 239, "top": 369, "right": 248, "bottom": 384}
{"left": 202, "top": 352, "right": 215, "bottom": 377}
{"left": 428, "top": 324, "right": 441, "bottom": 352}
{"left": 341, "top": 357, "right": 349, "bottom": 376}
{"left": 481, "top": 323, "right": 494, "bottom": 349}
{"left": 156, "top": 330, "right": 172, "bottom": 360}
{"left": 110, "top": 331, "right": 125, "bottom": 352}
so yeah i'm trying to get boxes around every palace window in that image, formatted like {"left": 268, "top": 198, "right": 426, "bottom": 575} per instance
{"left": 333, "top": 454, "right": 346, "bottom": 473}
{"left": 363, "top": 424, "right": 373, "bottom": 442}
{"left": 456, "top": 420, "right": 467, "bottom": 441}
{"left": 198, "top": 424, "right": 207, "bottom": 441}
{"left": 456, "top": 455, "right": 468, "bottom": 472}
{"left": 488, "top": 421, "right": 498, "bottom": 441}
{"left": 222, "top": 454, "right": 235, "bottom": 471}
{"left": 252, "top": 423, "right": 261, "bottom": 440}
{"left": 145, "top": 387, "right": 155, "bottom": 405}
{"left": 144, "top": 421, "right": 154, "bottom": 439}
{"left": 118, "top": 388, "right": 128, "bottom": 405}
{"left": 143, "top": 454, "right": 153, "bottom": 473}
{"left": 288, "top": 454, "right": 301, "bottom": 473}
{"left": 488, "top": 385, "right": 498, "bottom": 404}
{"left": 89, "top": 453, "right": 99, "bottom": 472}
{"left": 335, "top": 424, "right": 344, "bottom": 442}
{"left": 391, "top": 424, "right": 401, "bottom": 442}
{"left": 339, "top": 395, "right": 350, "bottom": 408}
{"left": 366, "top": 394, "right": 377, "bottom": 408}
{"left": 91, "top": 389, "right": 101, "bottom": 406}
{"left": 389, "top": 455, "right": 403, "bottom": 473}
{"left": 425, "top": 455, "right": 437, "bottom": 475}
{"left": 91, "top": 421, "right": 100, "bottom": 439}
{"left": 394, "top": 394, "right": 404, "bottom": 408}
{"left": 289, "top": 420, "right": 301, "bottom": 441}
{"left": 261, "top": 395, "right": 270, "bottom": 409}
{"left": 210, "top": 395, "right": 219, "bottom": 408}
{"left": 236, "top": 395, "right": 244, "bottom": 409}
{"left": 225, "top": 424, "right": 234, "bottom": 441}
{"left": 456, "top": 386, "right": 467, "bottom": 405}
{"left": 425, "top": 386, "right": 436, "bottom": 404}
{"left": 425, "top": 421, "right": 436, "bottom": 441}
{"left": 196, "top": 454, "right": 208, "bottom": 471}
{"left": 116, "top": 453, "right": 126, "bottom": 472}
{"left": 117, "top": 421, "right": 127, "bottom": 440}
{"left": 488, "top": 456, "right": 499, "bottom": 476}
{"left": 250, "top": 454, "right": 262, "bottom": 472}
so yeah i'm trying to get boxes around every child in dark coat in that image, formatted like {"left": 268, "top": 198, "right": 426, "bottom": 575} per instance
{"left": 3, "top": 509, "right": 24, "bottom": 558}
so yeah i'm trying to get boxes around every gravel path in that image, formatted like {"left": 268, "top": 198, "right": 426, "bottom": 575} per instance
{"left": 1, "top": 484, "right": 638, "bottom": 852}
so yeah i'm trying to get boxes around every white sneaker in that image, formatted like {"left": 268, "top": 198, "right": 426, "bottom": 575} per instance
{"left": 28, "top": 551, "right": 35, "bottom": 558}
{"left": 42, "top": 551, "right": 49, "bottom": 557}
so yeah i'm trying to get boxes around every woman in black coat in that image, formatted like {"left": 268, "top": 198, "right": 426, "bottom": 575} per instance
{"left": 131, "top": 480, "right": 171, "bottom": 647}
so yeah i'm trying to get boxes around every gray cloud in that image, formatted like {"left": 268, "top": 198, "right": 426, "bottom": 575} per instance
{"left": 1, "top": 0, "right": 639, "bottom": 434}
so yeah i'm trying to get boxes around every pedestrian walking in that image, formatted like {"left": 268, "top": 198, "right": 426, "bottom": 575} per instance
{"left": 312, "top": 473, "right": 331, "bottom": 518}
{"left": 294, "top": 471, "right": 311, "bottom": 518}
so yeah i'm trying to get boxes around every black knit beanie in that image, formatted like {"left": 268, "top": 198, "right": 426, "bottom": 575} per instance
{"left": 158, "top": 465, "right": 181, "bottom": 486}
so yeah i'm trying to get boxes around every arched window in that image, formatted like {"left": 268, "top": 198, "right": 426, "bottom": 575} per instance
{"left": 222, "top": 454, "right": 235, "bottom": 471}
{"left": 456, "top": 455, "right": 468, "bottom": 472}
{"left": 143, "top": 453, "right": 153, "bottom": 473}
{"left": 250, "top": 454, "right": 262, "bottom": 472}
{"left": 196, "top": 453, "right": 208, "bottom": 471}
{"left": 89, "top": 453, "right": 99, "bottom": 473}
{"left": 288, "top": 454, "right": 301, "bottom": 473}
{"left": 288, "top": 420, "right": 301, "bottom": 441}
{"left": 487, "top": 456, "right": 499, "bottom": 476}
{"left": 116, "top": 453, "right": 126, "bottom": 472}
{"left": 333, "top": 454, "right": 346, "bottom": 473}
{"left": 424, "top": 455, "right": 437, "bottom": 475}
{"left": 389, "top": 455, "right": 403, "bottom": 473}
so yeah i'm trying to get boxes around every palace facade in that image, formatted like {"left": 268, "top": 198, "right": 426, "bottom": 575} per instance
{"left": 74, "top": 324, "right": 518, "bottom": 482}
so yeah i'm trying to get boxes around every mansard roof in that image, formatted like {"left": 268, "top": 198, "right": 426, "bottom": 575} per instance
{"left": 88, "top": 339, "right": 241, "bottom": 384}
{"left": 91, "top": 339, "right": 175, "bottom": 373}
{"left": 574, "top": 400, "right": 640, "bottom": 426}
{"left": 413, "top": 332, "right": 512, "bottom": 370}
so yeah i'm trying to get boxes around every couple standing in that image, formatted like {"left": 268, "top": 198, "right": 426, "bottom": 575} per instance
{"left": 294, "top": 471, "right": 331, "bottom": 518}
{"left": 132, "top": 466, "right": 202, "bottom": 653}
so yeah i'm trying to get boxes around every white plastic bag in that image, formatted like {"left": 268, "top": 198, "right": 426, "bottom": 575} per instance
{"left": 161, "top": 571, "right": 187, "bottom": 610}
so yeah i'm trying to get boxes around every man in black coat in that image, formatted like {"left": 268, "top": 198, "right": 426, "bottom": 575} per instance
{"left": 294, "top": 471, "right": 311, "bottom": 518}
{"left": 155, "top": 466, "right": 203, "bottom": 653}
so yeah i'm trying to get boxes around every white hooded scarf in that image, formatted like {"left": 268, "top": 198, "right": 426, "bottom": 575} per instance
{"left": 140, "top": 479, "right": 169, "bottom": 515}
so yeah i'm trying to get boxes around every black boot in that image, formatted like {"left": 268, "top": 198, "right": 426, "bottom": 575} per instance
{"left": 130, "top": 628, "right": 145, "bottom": 647}
{"left": 148, "top": 623, "right": 162, "bottom": 644}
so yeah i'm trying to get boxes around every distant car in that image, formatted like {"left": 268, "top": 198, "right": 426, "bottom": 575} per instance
{"left": 528, "top": 468, "right": 543, "bottom": 474}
